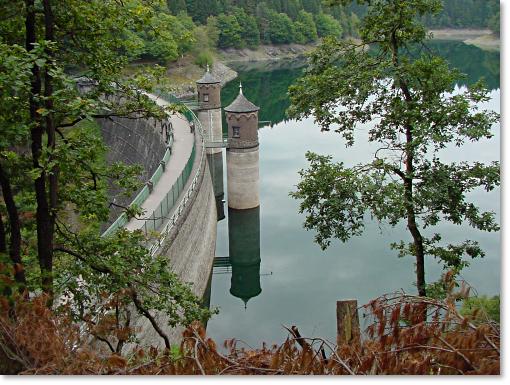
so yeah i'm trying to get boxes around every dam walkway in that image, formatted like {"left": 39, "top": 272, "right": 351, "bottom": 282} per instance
{"left": 124, "top": 95, "right": 194, "bottom": 233}
{"left": 102, "top": 93, "right": 205, "bottom": 257}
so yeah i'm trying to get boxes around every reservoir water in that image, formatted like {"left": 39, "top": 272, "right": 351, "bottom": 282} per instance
{"left": 206, "top": 40, "right": 500, "bottom": 347}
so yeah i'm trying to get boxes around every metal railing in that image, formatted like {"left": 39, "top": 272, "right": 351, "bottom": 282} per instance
{"left": 101, "top": 91, "right": 206, "bottom": 258}
{"left": 102, "top": 120, "right": 174, "bottom": 238}
{"left": 146, "top": 106, "right": 205, "bottom": 257}
{"left": 155, "top": 89, "right": 195, "bottom": 122}
{"left": 142, "top": 144, "right": 195, "bottom": 235}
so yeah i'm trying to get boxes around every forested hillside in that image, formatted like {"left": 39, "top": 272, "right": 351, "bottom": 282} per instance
{"left": 132, "top": 0, "right": 499, "bottom": 63}
{"left": 167, "top": 0, "right": 500, "bottom": 49}
{"left": 422, "top": 0, "right": 499, "bottom": 32}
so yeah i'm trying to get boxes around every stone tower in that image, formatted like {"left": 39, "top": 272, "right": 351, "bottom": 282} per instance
{"left": 196, "top": 65, "right": 222, "bottom": 155}
{"left": 225, "top": 83, "right": 260, "bottom": 210}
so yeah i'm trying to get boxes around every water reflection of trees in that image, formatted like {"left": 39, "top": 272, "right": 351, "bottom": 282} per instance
{"left": 222, "top": 64, "right": 304, "bottom": 127}
{"left": 425, "top": 41, "right": 499, "bottom": 90}
{"left": 221, "top": 42, "right": 499, "bottom": 127}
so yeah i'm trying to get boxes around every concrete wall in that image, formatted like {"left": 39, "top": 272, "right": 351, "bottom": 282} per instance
{"left": 128, "top": 138, "right": 217, "bottom": 348}
{"left": 226, "top": 148, "right": 260, "bottom": 209}
{"left": 198, "top": 108, "right": 223, "bottom": 155}
{"left": 207, "top": 152, "right": 226, "bottom": 221}
{"left": 99, "top": 116, "right": 168, "bottom": 225}
{"left": 98, "top": 113, "right": 217, "bottom": 349}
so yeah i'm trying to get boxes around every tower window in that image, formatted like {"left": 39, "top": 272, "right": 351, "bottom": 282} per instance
{"left": 233, "top": 126, "right": 240, "bottom": 138}
{"left": 203, "top": 94, "right": 209, "bottom": 102}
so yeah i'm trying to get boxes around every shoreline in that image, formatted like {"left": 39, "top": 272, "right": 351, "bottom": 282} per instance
{"left": 218, "top": 28, "right": 499, "bottom": 65}
{"left": 166, "top": 28, "right": 498, "bottom": 96}
{"left": 217, "top": 43, "right": 317, "bottom": 64}
{"left": 429, "top": 28, "right": 493, "bottom": 40}
{"left": 429, "top": 28, "right": 500, "bottom": 51}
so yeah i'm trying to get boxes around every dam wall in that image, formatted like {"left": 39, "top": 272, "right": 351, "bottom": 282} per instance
{"left": 99, "top": 115, "right": 170, "bottom": 226}
{"left": 98, "top": 103, "right": 216, "bottom": 348}
{"left": 131, "top": 135, "right": 217, "bottom": 347}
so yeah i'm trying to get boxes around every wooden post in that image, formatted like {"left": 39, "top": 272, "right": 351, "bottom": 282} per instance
{"left": 337, "top": 300, "right": 361, "bottom": 347}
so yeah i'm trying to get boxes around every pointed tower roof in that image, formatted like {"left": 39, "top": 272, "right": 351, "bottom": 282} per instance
{"left": 224, "top": 83, "right": 260, "bottom": 113}
{"left": 196, "top": 64, "right": 220, "bottom": 84}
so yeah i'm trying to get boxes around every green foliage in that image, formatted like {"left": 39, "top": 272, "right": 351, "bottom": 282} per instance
{"left": 296, "top": 11, "right": 318, "bottom": 43}
{"left": 461, "top": 295, "right": 500, "bottom": 324}
{"left": 55, "top": 228, "right": 214, "bottom": 331}
{"left": 267, "top": 11, "right": 296, "bottom": 44}
{"left": 487, "top": 9, "right": 500, "bottom": 37}
{"left": 216, "top": 14, "right": 243, "bottom": 48}
{"left": 191, "top": 21, "right": 219, "bottom": 64}
{"left": 133, "top": 9, "right": 195, "bottom": 63}
{"left": 421, "top": 0, "right": 499, "bottom": 30}
{"left": 171, "top": 0, "right": 499, "bottom": 46}
{"left": 213, "top": 8, "right": 261, "bottom": 49}
{"left": 288, "top": 0, "right": 499, "bottom": 295}
{"left": 0, "top": 0, "right": 212, "bottom": 351}
{"left": 194, "top": 50, "right": 215, "bottom": 68}
{"left": 167, "top": 0, "right": 187, "bottom": 15}
{"left": 232, "top": 7, "right": 260, "bottom": 48}
{"left": 315, "top": 13, "right": 343, "bottom": 38}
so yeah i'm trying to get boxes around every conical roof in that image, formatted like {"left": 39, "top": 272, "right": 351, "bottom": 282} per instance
{"left": 196, "top": 65, "right": 220, "bottom": 84}
{"left": 224, "top": 83, "right": 260, "bottom": 113}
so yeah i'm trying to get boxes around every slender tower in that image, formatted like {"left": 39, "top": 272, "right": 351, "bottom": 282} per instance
{"left": 225, "top": 83, "right": 260, "bottom": 210}
{"left": 196, "top": 65, "right": 222, "bottom": 155}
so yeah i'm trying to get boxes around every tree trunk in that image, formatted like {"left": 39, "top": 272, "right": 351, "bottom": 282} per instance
{"left": 0, "top": 163, "right": 26, "bottom": 291}
{"left": 0, "top": 211, "right": 6, "bottom": 255}
{"left": 39, "top": 0, "right": 57, "bottom": 301}
{"left": 43, "top": 0, "right": 57, "bottom": 214}
{"left": 26, "top": 0, "right": 54, "bottom": 301}
{"left": 390, "top": 29, "right": 427, "bottom": 297}
{"left": 403, "top": 176, "right": 426, "bottom": 297}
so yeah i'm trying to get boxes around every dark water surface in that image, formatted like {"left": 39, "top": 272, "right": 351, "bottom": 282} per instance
{"left": 206, "top": 40, "right": 500, "bottom": 347}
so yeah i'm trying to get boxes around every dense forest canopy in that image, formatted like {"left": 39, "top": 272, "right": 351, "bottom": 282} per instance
{"left": 166, "top": 0, "right": 499, "bottom": 49}
{"left": 97, "top": 0, "right": 499, "bottom": 61}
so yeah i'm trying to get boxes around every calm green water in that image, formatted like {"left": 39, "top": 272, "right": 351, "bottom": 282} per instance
{"left": 207, "top": 40, "right": 500, "bottom": 347}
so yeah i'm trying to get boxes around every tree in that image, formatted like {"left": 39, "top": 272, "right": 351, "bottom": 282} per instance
{"left": 0, "top": 0, "right": 211, "bottom": 351}
{"left": 267, "top": 11, "right": 295, "bottom": 44}
{"left": 302, "top": 0, "right": 323, "bottom": 14}
{"left": 487, "top": 5, "right": 500, "bottom": 37}
{"left": 256, "top": 2, "right": 273, "bottom": 44}
{"left": 314, "top": 13, "right": 343, "bottom": 38}
{"left": 167, "top": 0, "right": 187, "bottom": 14}
{"left": 233, "top": 7, "right": 261, "bottom": 48}
{"left": 132, "top": 8, "right": 196, "bottom": 63}
{"left": 296, "top": 10, "right": 318, "bottom": 43}
{"left": 288, "top": 0, "right": 499, "bottom": 297}
{"left": 216, "top": 13, "right": 243, "bottom": 48}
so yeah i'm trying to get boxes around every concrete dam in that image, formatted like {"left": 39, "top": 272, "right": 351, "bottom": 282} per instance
{"left": 98, "top": 68, "right": 261, "bottom": 347}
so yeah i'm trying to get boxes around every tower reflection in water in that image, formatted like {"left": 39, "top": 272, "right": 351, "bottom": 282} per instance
{"left": 206, "top": 79, "right": 263, "bottom": 312}
{"left": 228, "top": 206, "right": 261, "bottom": 308}
{"left": 207, "top": 156, "right": 262, "bottom": 309}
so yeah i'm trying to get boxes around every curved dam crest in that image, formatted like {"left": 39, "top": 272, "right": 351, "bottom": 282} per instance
{"left": 97, "top": 66, "right": 261, "bottom": 348}
{"left": 98, "top": 97, "right": 217, "bottom": 348}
